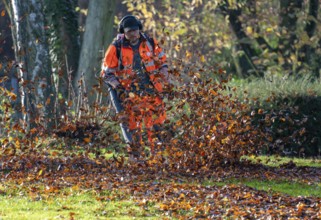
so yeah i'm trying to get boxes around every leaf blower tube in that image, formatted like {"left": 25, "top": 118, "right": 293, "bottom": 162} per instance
{"left": 105, "top": 83, "right": 133, "bottom": 144}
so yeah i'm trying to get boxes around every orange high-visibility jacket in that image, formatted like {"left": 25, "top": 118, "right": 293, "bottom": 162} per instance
{"left": 102, "top": 33, "right": 168, "bottom": 93}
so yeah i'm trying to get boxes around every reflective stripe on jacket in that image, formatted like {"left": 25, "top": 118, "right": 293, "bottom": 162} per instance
{"left": 102, "top": 33, "right": 167, "bottom": 93}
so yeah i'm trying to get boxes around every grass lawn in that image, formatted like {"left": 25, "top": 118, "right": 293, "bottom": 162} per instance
{"left": 205, "top": 179, "right": 321, "bottom": 197}
{"left": 243, "top": 155, "right": 321, "bottom": 167}
{"left": 0, "top": 189, "right": 159, "bottom": 220}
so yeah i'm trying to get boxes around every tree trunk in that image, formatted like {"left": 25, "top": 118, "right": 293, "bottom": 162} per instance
{"left": 77, "top": 0, "right": 89, "bottom": 44}
{"left": 75, "top": 0, "right": 116, "bottom": 103}
{"left": 279, "top": 0, "right": 303, "bottom": 74}
{"left": 220, "top": 0, "right": 261, "bottom": 77}
{"left": 245, "top": 0, "right": 274, "bottom": 53}
{"left": 11, "top": 0, "right": 55, "bottom": 130}
{"left": 298, "top": 0, "right": 319, "bottom": 76}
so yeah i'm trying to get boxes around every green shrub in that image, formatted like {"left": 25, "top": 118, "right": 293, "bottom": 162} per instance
{"left": 228, "top": 74, "right": 321, "bottom": 157}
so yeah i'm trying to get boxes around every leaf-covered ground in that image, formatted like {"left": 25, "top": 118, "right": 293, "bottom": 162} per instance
{"left": 1, "top": 152, "right": 321, "bottom": 219}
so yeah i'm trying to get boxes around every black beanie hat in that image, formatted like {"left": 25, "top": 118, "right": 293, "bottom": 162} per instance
{"left": 123, "top": 17, "right": 139, "bottom": 32}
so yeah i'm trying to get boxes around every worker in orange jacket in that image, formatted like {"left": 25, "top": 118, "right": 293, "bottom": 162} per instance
{"left": 101, "top": 15, "right": 169, "bottom": 157}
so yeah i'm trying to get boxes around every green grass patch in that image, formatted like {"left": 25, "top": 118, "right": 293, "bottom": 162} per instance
{"left": 0, "top": 190, "right": 160, "bottom": 220}
{"left": 202, "top": 155, "right": 321, "bottom": 198}
{"left": 243, "top": 155, "right": 321, "bottom": 167}
{"left": 203, "top": 179, "right": 321, "bottom": 198}
{"left": 238, "top": 179, "right": 321, "bottom": 197}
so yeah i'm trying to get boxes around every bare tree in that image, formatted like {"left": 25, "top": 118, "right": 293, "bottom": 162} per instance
{"left": 10, "top": 0, "right": 55, "bottom": 129}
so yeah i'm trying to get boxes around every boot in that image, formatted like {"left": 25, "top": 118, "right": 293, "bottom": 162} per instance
{"left": 152, "top": 124, "right": 166, "bottom": 152}
{"left": 126, "top": 142, "right": 143, "bottom": 162}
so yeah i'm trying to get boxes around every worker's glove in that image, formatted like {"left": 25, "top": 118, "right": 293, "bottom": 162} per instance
{"left": 103, "top": 73, "right": 120, "bottom": 89}
{"left": 159, "top": 67, "right": 175, "bottom": 93}
{"left": 108, "top": 78, "right": 120, "bottom": 89}
{"left": 159, "top": 67, "right": 169, "bottom": 81}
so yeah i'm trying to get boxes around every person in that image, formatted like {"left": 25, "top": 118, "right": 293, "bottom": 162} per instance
{"left": 101, "top": 15, "right": 169, "bottom": 158}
